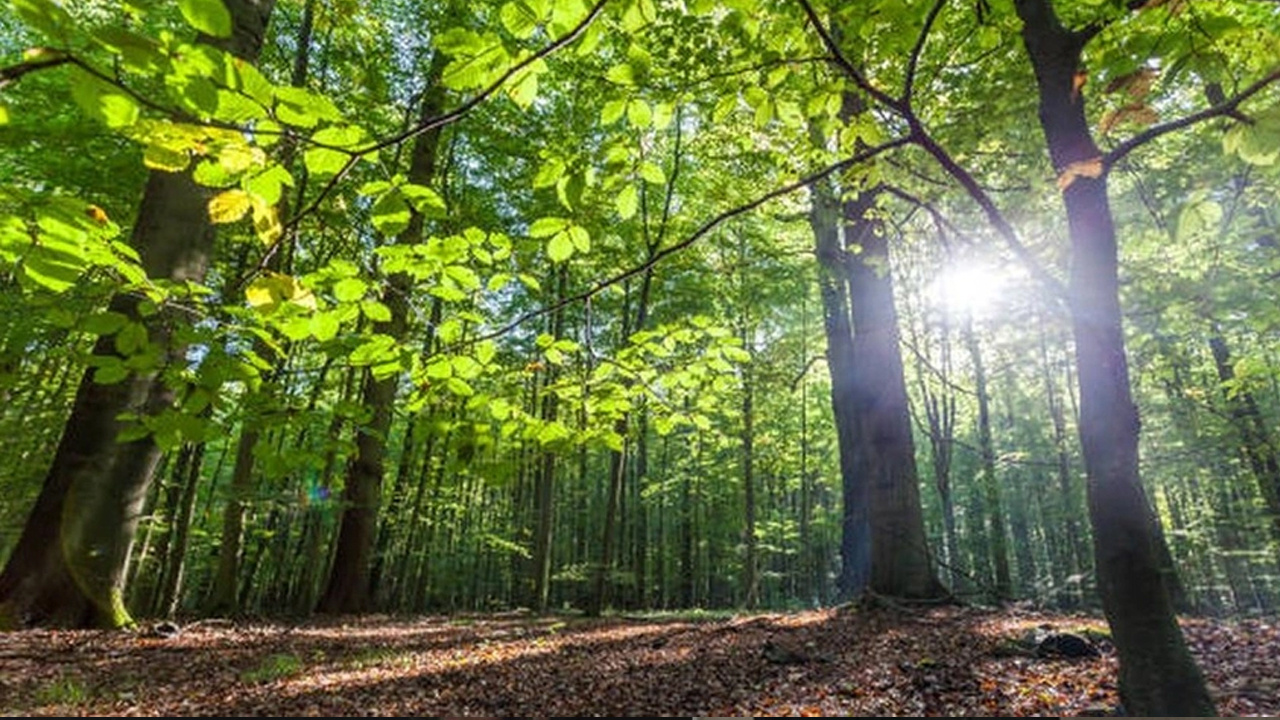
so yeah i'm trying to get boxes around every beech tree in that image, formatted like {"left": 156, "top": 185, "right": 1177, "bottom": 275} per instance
{"left": 0, "top": 0, "right": 276, "bottom": 629}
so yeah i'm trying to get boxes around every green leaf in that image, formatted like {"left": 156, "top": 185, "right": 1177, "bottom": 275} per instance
{"left": 309, "top": 311, "right": 340, "bottom": 341}
{"left": 489, "top": 396, "right": 512, "bottom": 420}
{"left": 303, "top": 147, "right": 349, "bottom": 177}
{"left": 115, "top": 321, "right": 148, "bottom": 355}
{"left": 615, "top": 185, "right": 639, "bottom": 219}
{"left": 81, "top": 311, "right": 129, "bottom": 337}
{"left": 640, "top": 161, "right": 666, "bottom": 185}
{"left": 547, "top": 232, "right": 574, "bottom": 263}
{"left": 12, "top": 0, "right": 73, "bottom": 38}
{"left": 606, "top": 63, "right": 637, "bottom": 86}
{"left": 425, "top": 357, "right": 453, "bottom": 379}
{"left": 501, "top": 2, "right": 541, "bottom": 39}
{"left": 444, "top": 264, "right": 481, "bottom": 291}
{"left": 332, "top": 277, "right": 367, "bottom": 303}
{"left": 601, "top": 99, "right": 626, "bottom": 125}
{"left": 71, "top": 73, "right": 140, "bottom": 129}
{"left": 401, "top": 183, "right": 446, "bottom": 216}
{"left": 529, "top": 216, "right": 568, "bottom": 238}
{"left": 361, "top": 299, "right": 392, "bottom": 322}
{"left": 21, "top": 253, "right": 81, "bottom": 293}
{"left": 445, "top": 377, "right": 474, "bottom": 396}
{"left": 533, "top": 158, "right": 566, "bottom": 189}
{"left": 94, "top": 359, "right": 129, "bottom": 385}
{"left": 627, "top": 99, "right": 652, "bottom": 128}
{"left": 178, "top": 0, "right": 233, "bottom": 38}
{"left": 567, "top": 224, "right": 590, "bottom": 253}
{"left": 275, "top": 86, "right": 344, "bottom": 128}
{"left": 143, "top": 144, "right": 190, "bottom": 172}
{"left": 536, "top": 420, "right": 571, "bottom": 445}
{"left": 350, "top": 334, "right": 397, "bottom": 366}
{"left": 371, "top": 190, "right": 411, "bottom": 236}
{"left": 244, "top": 165, "right": 295, "bottom": 206}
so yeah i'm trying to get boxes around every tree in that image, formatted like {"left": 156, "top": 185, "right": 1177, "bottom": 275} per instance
{"left": 0, "top": 0, "right": 276, "bottom": 629}
{"left": 1011, "top": 1, "right": 1215, "bottom": 712}
{"left": 316, "top": 51, "right": 450, "bottom": 615}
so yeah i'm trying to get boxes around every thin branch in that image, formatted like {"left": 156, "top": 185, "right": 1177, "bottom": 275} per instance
{"left": 268, "top": 0, "right": 611, "bottom": 269}
{"left": 1104, "top": 65, "right": 1280, "bottom": 169}
{"left": 902, "top": 0, "right": 948, "bottom": 106}
{"left": 794, "top": 0, "right": 902, "bottom": 113}
{"left": 910, "top": 126, "right": 1068, "bottom": 300}
{"left": 680, "top": 56, "right": 829, "bottom": 89}
{"left": 449, "top": 137, "right": 914, "bottom": 353}
{"left": 0, "top": 52, "right": 70, "bottom": 90}
{"left": 882, "top": 185, "right": 974, "bottom": 249}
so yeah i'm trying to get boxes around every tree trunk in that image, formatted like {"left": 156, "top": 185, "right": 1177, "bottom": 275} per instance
{"left": 316, "top": 56, "right": 447, "bottom": 614}
{"left": 964, "top": 320, "right": 1011, "bottom": 599}
{"left": 1208, "top": 332, "right": 1280, "bottom": 549}
{"left": 529, "top": 268, "right": 567, "bottom": 613}
{"left": 1015, "top": 1, "right": 1213, "bottom": 713}
{"left": 1039, "top": 322, "right": 1087, "bottom": 607}
{"left": 158, "top": 442, "right": 204, "bottom": 618}
{"left": 809, "top": 174, "right": 870, "bottom": 600}
{"left": 844, "top": 191, "right": 944, "bottom": 600}
{"left": 0, "top": 1, "right": 275, "bottom": 629}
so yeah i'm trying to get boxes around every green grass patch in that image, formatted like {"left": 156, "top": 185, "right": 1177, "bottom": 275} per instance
{"left": 34, "top": 674, "right": 90, "bottom": 706}
{"left": 240, "top": 652, "right": 304, "bottom": 684}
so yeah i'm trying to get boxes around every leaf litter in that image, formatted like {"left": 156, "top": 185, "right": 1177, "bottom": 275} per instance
{"left": 1, "top": 605, "right": 1276, "bottom": 716}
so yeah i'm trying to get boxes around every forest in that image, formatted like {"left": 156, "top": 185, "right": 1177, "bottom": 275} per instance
{"left": 1, "top": 0, "right": 1279, "bottom": 716}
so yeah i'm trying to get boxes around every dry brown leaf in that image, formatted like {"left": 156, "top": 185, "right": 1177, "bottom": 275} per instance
{"left": 1057, "top": 157, "right": 1105, "bottom": 190}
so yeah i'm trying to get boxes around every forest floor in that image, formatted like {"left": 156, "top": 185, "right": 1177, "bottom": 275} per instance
{"left": 1, "top": 604, "right": 1276, "bottom": 717}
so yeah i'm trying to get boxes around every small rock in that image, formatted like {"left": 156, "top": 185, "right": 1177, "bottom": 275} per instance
{"left": 1036, "top": 632, "right": 1100, "bottom": 658}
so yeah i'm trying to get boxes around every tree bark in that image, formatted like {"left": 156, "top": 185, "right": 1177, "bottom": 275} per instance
{"left": 844, "top": 191, "right": 944, "bottom": 600}
{"left": 809, "top": 174, "right": 870, "bottom": 599}
{"left": 964, "top": 320, "right": 1011, "bottom": 599}
{"left": 0, "top": 1, "right": 275, "bottom": 628}
{"left": 317, "top": 57, "right": 448, "bottom": 613}
{"left": 1015, "top": 0, "right": 1214, "bottom": 713}
{"left": 1208, "top": 332, "right": 1280, "bottom": 549}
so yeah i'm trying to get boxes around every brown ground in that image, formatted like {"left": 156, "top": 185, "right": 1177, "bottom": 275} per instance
{"left": 1, "top": 605, "right": 1276, "bottom": 716}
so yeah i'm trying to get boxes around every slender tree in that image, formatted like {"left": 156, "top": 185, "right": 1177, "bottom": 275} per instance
{"left": 1013, "top": 0, "right": 1213, "bottom": 712}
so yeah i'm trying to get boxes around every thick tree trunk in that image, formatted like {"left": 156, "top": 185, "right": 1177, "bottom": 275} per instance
{"left": 316, "top": 58, "right": 447, "bottom": 614}
{"left": 1015, "top": 1, "right": 1213, "bottom": 713}
{"left": 809, "top": 176, "right": 870, "bottom": 599}
{"left": 0, "top": 1, "right": 274, "bottom": 630}
{"left": 844, "top": 192, "right": 944, "bottom": 599}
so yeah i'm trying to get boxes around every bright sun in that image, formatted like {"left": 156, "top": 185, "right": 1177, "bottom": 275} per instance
{"left": 928, "top": 258, "right": 1007, "bottom": 319}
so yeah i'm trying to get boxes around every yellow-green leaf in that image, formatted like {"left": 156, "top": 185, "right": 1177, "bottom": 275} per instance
{"left": 208, "top": 189, "right": 251, "bottom": 223}
{"left": 178, "top": 0, "right": 232, "bottom": 38}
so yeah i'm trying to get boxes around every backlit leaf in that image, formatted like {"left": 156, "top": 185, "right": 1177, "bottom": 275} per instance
{"left": 208, "top": 189, "right": 251, "bottom": 223}
{"left": 178, "top": 0, "right": 232, "bottom": 38}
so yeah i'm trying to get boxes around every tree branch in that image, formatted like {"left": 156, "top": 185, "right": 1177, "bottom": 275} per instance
{"left": 0, "top": 52, "right": 70, "bottom": 90}
{"left": 449, "top": 137, "right": 914, "bottom": 353}
{"left": 1103, "top": 65, "right": 1280, "bottom": 169}
{"left": 269, "top": 0, "right": 611, "bottom": 269}
{"left": 902, "top": 0, "right": 948, "bottom": 106}
{"left": 910, "top": 127, "right": 1068, "bottom": 300}
{"left": 794, "top": 0, "right": 903, "bottom": 113}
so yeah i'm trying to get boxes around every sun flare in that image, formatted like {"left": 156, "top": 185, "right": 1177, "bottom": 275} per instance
{"left": 928, "top": 259, "right": 1007, "bottom": 319}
